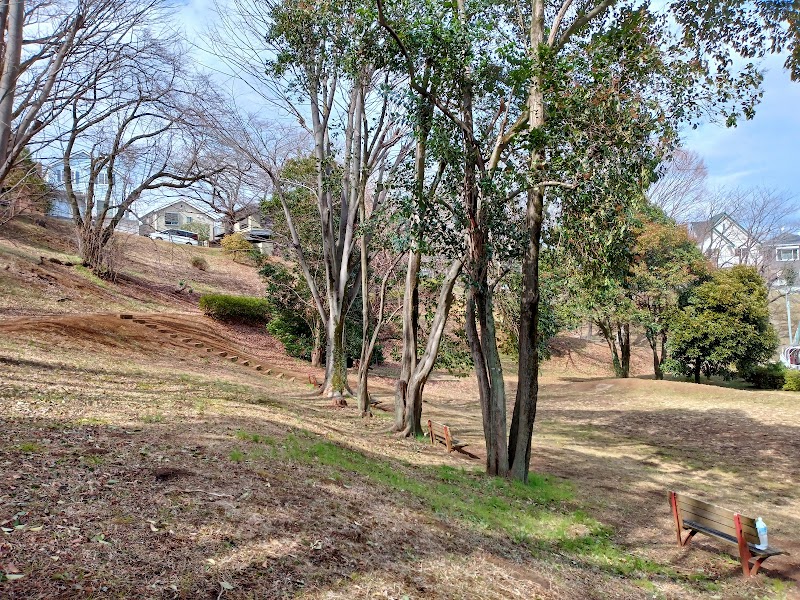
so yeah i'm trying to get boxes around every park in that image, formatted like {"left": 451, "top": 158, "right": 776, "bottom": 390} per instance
{"left": 1, "top": 0, "right": 799, "bottom": 598}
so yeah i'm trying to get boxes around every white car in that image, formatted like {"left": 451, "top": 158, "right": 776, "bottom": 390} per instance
{"left": 149, "top": 229, "right": 199, "bottom": 245}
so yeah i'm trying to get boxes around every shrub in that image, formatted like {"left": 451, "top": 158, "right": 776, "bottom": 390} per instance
{"left": 784, "top": 370, "right": 800, "bottom": 392}
{"left": 743, "top": 362, "right": 785, "bottom": 390}
{"left": 434, "top": 333, "right": 473, "bottom": 377}
{"left": 199, "top": 294, "right": 269, "bottom": 325}
{"left": 190, "top": 256, "right": 208, "bottom": 271}
{"left": 220, "top": 233, "right": 253, "bottom": 261}
{"left": 267, "top": 313, "right": 314, "bottom": 360}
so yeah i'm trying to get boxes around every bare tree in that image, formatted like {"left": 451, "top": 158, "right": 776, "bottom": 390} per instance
{"left": 52, "top": 12, "right": 221, "bottom": 272}
{"left": 0, "top": 1, "right": 176, "bottom": 191}
{"left": 647, "top": 149, "right": 709, "bottom": 221}
{"left": 209, "top": 0, "right": 403, "bottom": 403}
{"left": 186, "top": 158, "right": 263, "bottom": 237}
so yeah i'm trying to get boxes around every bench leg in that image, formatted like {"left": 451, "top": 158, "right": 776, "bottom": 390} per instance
{"left": 749, "top": 556, "right": 767, "bottom": 577}
{"left": 734, "top": 513, "right": 754, "bottom": 577}
{"left": 681, "top": 530, "right": 697, "bottom": 547}
{"left": 427, "top": 420, "right": 435, "bottom": 446}
{"left": 670, "top": 492, "right": 688, "bottom": 546}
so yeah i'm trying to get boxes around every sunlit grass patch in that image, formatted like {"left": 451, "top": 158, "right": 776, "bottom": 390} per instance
{"left": 13, "top": 442, "right": 42, "bottom": 453}
{"left": 74, "top": 265, "right": 108, "bottom": 288}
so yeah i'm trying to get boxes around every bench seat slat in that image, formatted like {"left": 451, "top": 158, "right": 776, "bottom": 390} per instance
{"left": 682, "top": 520, "right": 785, "bottom": 557}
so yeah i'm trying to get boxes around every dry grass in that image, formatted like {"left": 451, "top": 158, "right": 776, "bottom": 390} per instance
{"left": 0, "top": 216, "right": 263, "bottom": 318}
{"left": 0, "top": 314, "right": 798, "bottom": 599}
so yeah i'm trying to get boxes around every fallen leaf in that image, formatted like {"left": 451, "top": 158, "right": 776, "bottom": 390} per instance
{"left": 220, "top": 580, "right": 234, "bottom": 590}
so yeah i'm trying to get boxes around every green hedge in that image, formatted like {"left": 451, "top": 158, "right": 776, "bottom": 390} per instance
{"left": 199, "top": 294, "right": 269, "bottom": 325}
{"left": 784, "top": 370, "right": 800, "bottom": 392}
{"left": 743, "top": 362, "right": 785, "bottom": 390}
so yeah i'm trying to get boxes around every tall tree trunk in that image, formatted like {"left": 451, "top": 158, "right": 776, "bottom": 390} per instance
{"left": 323, "top": 310, "right": 348, "bottom": 405}
{"left": 508, "top": 0, "right": 545, "bottom": 483}
{"left": 694, "top": 358, "right": 701, "bottom": 384}
{"left": 357, "top": 199, "right": 371, "bottom": 415}
{"left": 617, "top": 322, "right": 631, "bottom": 378}
{"left": 466, "top": 286, "right": 508, "bottom": 476}
{"left": 0, "top": 0, "right": 23, "bottom": 170}
{"left": 597, "top": 319, "right": 627, "bottom": 378}
{"left": 311, "top": 319, "right": 322, "bottom": 367}
{"left": 646, "top": 330, "right": 665, "bottom": 380}
{"left": 394, "top": 249, "right": 420, "bottom": 431}
{"left": 509, "top": 188, "right": 544, "bottom": 482}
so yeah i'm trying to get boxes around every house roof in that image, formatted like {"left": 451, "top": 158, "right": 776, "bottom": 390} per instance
{"left": 140, "top": 200, "right": 217, "bottom": 221}
{"left": 688, "top": 213, "right": 737, "bottom": 232}
{"left": 765, "top": 232, "right": 800, "bottom": 247}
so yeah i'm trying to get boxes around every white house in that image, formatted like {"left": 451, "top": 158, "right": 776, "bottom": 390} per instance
{"left": 762, "top": 232, "right": 800, "bottom": 286}
{"left": 139, "top": 201, "right": 221, "bottom": 240}
{"left": 234, "top": 214, "right": 273, "bottom": 255}
{"left": 687, "top": 213, "right": 758, "bottom": 268}
{"left": 44, "top": 151, "right": 138, "bottom": 233}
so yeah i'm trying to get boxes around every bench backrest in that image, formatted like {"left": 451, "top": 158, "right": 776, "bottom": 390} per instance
{"left": 427, "top": 419, "right": 453, "bottom": 451}
{"left": 671, "top": 492, "right": 760, "bottom": 546}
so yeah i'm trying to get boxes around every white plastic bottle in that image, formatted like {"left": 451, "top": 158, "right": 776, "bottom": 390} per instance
{"left": 755, "top": 517, "right": 768, "bottom": 550}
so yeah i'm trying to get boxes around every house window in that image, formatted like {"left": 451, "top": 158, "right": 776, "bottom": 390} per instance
{"left": 165, "top": 212, "right": 180, "bottom": 226}
{"left": 97, "top": 172, "right": 108, "bottom": 185}
{"left": 185, "top": 216, "right": 193, "bottom": 224}
{"left": 777, "top": 247, "right": 799, "bottom": 262}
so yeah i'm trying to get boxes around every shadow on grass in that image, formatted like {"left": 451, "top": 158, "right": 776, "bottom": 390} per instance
{"left": 0, "top": 408, "right": 740, "bottom": 599}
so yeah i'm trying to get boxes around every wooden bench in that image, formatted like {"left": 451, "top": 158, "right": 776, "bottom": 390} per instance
{"left": 427, "top": 420, "right": 467, "bottom": 453}
{"left": 669, "top": 491, "right": 788, "bottom": 576}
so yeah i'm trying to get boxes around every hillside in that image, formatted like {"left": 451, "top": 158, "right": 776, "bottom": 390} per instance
{"left": 0, "top": 216, "right": 263, "bottom": 318}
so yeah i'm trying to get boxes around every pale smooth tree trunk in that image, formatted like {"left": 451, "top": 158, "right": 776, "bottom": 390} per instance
{"left": 509, "top": 0, "right": 545, "bottom": 483}
{"left": 0, "top": 0, "right": 23, "bottom": 170}
{"left": 399, "top": 258, "right": 463, "bottom": 437}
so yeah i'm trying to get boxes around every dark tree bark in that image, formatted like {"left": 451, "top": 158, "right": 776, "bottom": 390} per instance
{"left": 509, "top": 187, "right": 544, "bottom": 482}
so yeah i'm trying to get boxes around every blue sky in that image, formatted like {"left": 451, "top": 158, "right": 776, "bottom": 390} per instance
{"left": 683, "top": 54, "right": 800, "bottom": 194}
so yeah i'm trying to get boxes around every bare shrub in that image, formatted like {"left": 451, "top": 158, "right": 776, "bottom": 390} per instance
{"left": 191, "top": 256, "right": 209, "bottom": 271}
